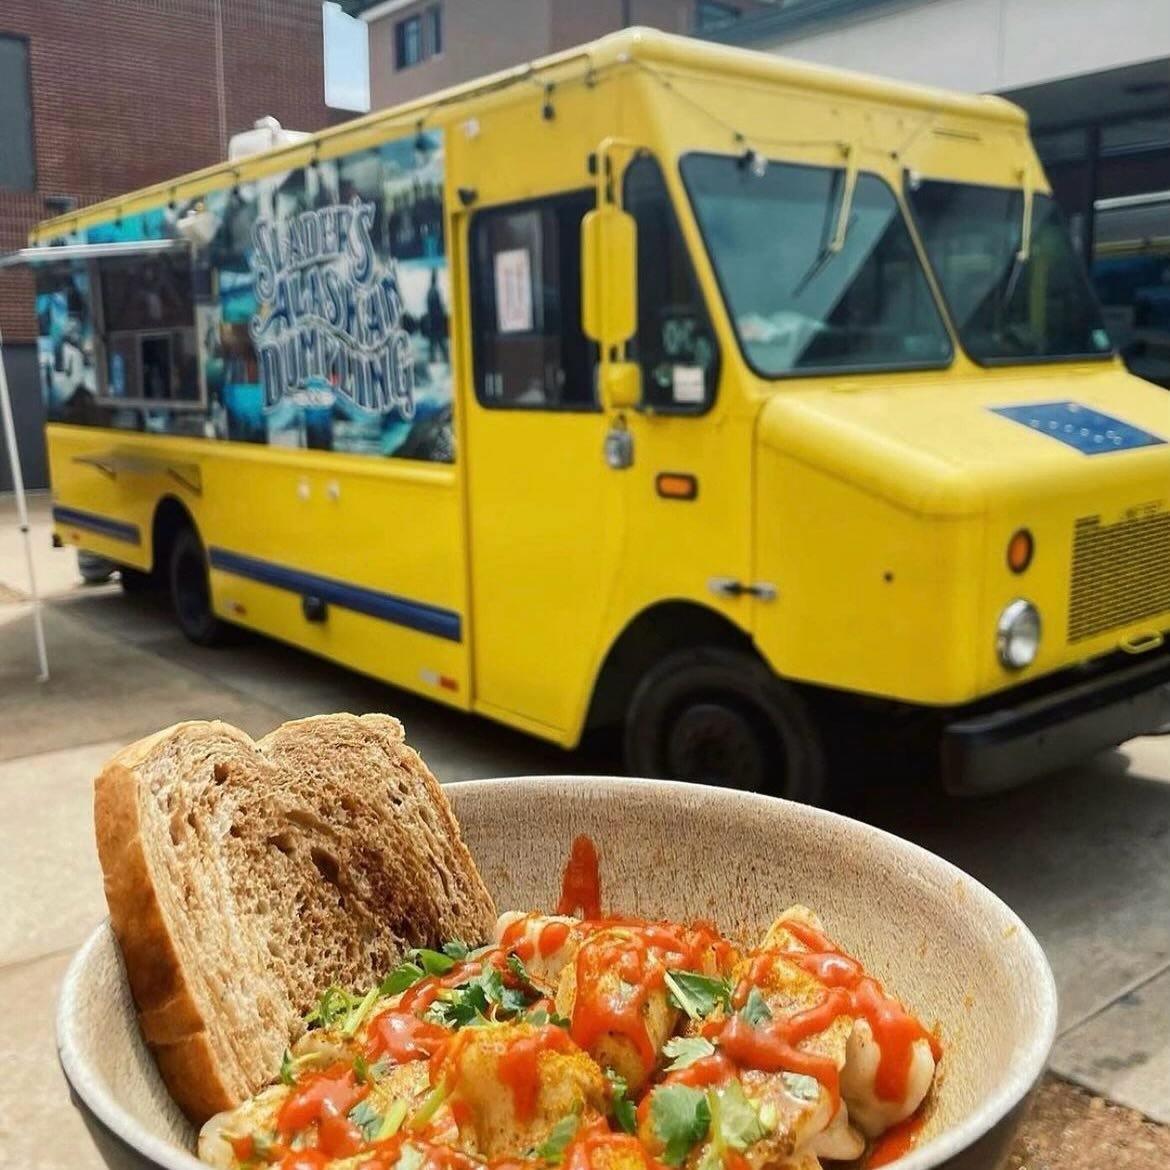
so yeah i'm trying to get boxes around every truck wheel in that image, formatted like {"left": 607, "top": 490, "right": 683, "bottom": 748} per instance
{"left": 168, "top": 526, "right": 226, "bottom": 646}
{"left": 624, "top": 647, "right": 826, "bottom": 804}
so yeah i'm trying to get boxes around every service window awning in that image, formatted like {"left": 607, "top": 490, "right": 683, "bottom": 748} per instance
{"left": 0, "top": 239, "right": 188, "bottom": 269}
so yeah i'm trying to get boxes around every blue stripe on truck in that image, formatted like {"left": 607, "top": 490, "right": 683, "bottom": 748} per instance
{"left": 51, "top": 506, "right": 141, "bottom": 544}
{"left": 207, "top": 547, "right": 462, "bottom": 643}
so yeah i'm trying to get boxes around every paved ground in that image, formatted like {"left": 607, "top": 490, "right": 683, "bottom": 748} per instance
{"left": 1, "top": 491, "right": 1168, "bottom": 1169}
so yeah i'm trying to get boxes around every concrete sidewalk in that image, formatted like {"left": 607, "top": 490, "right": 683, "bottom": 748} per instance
{"left": 1, "top": 490, "right": 1168, "bottom": 1170}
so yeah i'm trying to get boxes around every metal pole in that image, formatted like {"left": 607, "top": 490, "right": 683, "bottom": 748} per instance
{"left": 0, "top": 326, "right": 50, "bottom": 682}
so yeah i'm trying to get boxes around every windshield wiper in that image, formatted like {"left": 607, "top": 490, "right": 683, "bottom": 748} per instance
{"left": 793, "top": 144, "right": 859, "bottom": 297}
{"left": 829, "top": 142, "right": 859, "bottom": 255}
{"left": 1002, "top": 163, "right": 1035, "bottom": 306}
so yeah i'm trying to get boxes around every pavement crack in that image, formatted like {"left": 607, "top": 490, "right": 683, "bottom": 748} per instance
{"left": 1055, "top": 957, "right": 1170, "bottom": 1039}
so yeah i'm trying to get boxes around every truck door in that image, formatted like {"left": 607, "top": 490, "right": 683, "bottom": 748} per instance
{"left": 462, "top": 187, "right": 618, "bottom": 740}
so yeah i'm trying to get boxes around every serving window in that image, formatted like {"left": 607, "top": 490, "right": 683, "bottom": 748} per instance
{"left": 95, "top": 252, "right": 202, "bottom": 406}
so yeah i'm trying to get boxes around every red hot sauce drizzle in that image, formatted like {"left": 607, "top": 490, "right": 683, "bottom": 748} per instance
{"left": 556, "top": 835, "right": 602, "bottom": 920}
{"left": 712, "top": 915, "right": 941, "bottom": 1156}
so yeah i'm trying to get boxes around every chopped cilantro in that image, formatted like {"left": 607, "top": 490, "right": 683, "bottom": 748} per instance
{"left": 607, "top": 1070, "right": 637, "bottom": 1135}
{"left": 380, "top": 962, "right": 425, "bottom": 997}
{"left": 525, "top": 1006, "right": 571, "bottom": 1029}
{"left": 536, "top": 1111, "right": 581, "bottom": 1162}
{"left": 507, "top": 953, "right": 538, "bottom": 987}
{"left": 442, "top": 940, "right": 471, "bottom": 961}
{"left": 662, "top": 1036, "right": 717, "bottom": 1071}
{"left": 279, "top": 1048, "right": 326, "bottom": 1085}
{"left": 348, "top": 1099, "right": 383, "bottom": 1141}
{"left": 424, "top": 981, "right": 490, "bottom": 1028}
{"left": 353, "top": 1053, "right": 370, "bottom": 1084}
{"left": 664, "top": 971, "right": 732, "bottom": 1021}
{"left": 650, "top": 1083, "right": 711, "bottom": 1166}
{"left": 305, "top": 985, "right": 356, "bottom": 1029}
{"left": 407, "top": 947, "right": 456, "bottom": 976}
{"left": 708, "top": 1080, "right": 766, "bottom": 1152}
{"left": 738, "top": 988, "right": 772, "bottom": 1028}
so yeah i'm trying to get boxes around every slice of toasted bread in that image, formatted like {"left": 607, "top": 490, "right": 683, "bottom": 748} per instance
{"left": 94, "top": 713, "right": 496, "bottom": 1125}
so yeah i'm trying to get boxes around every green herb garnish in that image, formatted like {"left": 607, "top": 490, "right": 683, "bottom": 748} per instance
{"left": 341, "top": 984, "right": 380, "bottom": 1039}
{"left": 408, "top": 947, "right": 456, "bottom": 976}
{"left": 381, "top": 962, "right": 426, "bottom": 997}
{"left": 738, "top": 987, "right": 772, "bottom": 1028}
{"left": 664, "top": 971, "right": 732, "bottom": 1022}
{"left": 305, "top": 984, "right": 357, "bottom": 1029}
{"left": 662, "top": 1036, "right": 717, "bottom": 1071}
{"left": 607, "top": 1070, "right": 637, "bottom": 1135}
{"left": 442, "top": 940, "right": 470, "bottom": 961}
{"left": 650, "top": 1083, "right": 711, "bottom": 1166}
{"left": 536, "top": 1110, "right": 581, "bottom": 1162}
{"left": 348, "top": 1099, "right": 384, "bottom": 1142}
{"left": 708, "top": 1079, "right": 767, "bottom": 1152}
{"left": 376, "top": 1099, "right": 410, "bottom": 1141}
{"left": 279, "top": 1047, "right": 328, "bottom": 1085}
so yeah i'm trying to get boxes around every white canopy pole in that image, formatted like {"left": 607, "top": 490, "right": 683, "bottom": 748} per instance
{"left": 0, "top": 325, "right": 49, "bottom": 682}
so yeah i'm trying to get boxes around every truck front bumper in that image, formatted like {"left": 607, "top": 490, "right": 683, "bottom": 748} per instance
{"left": 941, "top": 647, "right": 1170, "bottom": 795}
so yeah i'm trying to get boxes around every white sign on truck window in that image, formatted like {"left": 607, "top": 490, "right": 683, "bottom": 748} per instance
{"left": 494, "top": 248, "right": 533, "bottom": 334}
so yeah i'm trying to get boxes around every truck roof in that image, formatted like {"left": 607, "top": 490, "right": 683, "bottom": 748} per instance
{"left": 31, "top": 25, "right": 1026, "bottom": 241}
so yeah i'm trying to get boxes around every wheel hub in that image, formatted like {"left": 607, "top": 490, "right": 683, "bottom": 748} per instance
{"left": 666, "top": 701, "right": 769, "bottom": 790}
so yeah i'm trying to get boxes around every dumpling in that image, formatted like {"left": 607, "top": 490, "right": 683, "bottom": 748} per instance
{"left": 434, "top": 1020, "right": 608, "bottom": 1159}
{"left": 839, "top": 1016, "right": 937, "bottom": 1137}
{"left": 556, "top": 926, "right": 680, "bottom": 1093}
{"left": 496, "top": 912, "right": 584, "bottom": 992}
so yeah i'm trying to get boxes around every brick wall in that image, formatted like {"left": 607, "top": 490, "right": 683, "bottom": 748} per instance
{"left": 0, "top": 0, "right": 333, "bottom": 343}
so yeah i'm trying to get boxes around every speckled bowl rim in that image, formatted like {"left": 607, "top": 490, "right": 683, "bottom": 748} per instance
{"left": 57, "top": 775, "right": 1059, "bottom": 1170}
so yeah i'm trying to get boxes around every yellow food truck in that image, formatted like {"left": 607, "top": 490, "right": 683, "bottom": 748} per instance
{"left": 10, "top": 28, "right": 1170, "bottom": 800}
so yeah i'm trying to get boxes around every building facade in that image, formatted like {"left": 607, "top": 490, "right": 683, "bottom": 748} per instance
{"left": 359, "top": 0, "right": 775, "bottom": 108}
{"left": 707, "top": 0, "right": 1170, "bottom": 388}
{"left": 0, "top": 0, "right": 336, "bottom": 490}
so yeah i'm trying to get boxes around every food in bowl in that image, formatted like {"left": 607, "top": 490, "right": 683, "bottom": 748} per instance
{"left": 92, "top": 714, "right": 943, "bottom": 1170}
{"left": 198, "top": 904, "right": 940, "bottom": 1170}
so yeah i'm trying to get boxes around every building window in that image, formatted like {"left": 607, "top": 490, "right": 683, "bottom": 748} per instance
{"left": 0, "top": 35, "right": 35, "bottom": 191}
{"left": 395, "top": 15, "right": 423, "bottom": 69}
{"left": 394, "top": 5, "right": 441, "bottom": 70}
{"left": 471, "top": 190, "right": 598, "bottom": 410}
{"left": 696, "top": 2, "right": 741, "bottom": 32}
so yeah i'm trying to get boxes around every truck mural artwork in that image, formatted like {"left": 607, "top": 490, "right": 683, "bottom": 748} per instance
{"left": 8, "top": 29, "right": 1170, "bottom": 801}
{"left": 34, "top": 129, "right": 451, "bottom": 460}
{"left": 248, "top": 195, "right": 418, "bottom": 423}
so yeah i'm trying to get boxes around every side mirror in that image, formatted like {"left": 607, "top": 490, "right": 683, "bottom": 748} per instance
{"left": 599, "top": 361, "right": 641, "bottom": 411}
{"left": 581, "top": 206, "right": 636, "bottom": 347}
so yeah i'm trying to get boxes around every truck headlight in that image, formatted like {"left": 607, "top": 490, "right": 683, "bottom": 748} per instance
{"left": 997, "top": 599, "right": 1041, "bottom": 670}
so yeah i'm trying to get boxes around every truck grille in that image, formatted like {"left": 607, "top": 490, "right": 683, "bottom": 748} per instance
{"left": 1068, "top": 507, "right": 1170, "bottom": 642}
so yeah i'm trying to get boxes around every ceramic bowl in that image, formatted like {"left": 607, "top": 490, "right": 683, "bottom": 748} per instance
{"left": 57, "top": 776, "right": 1057, "bottom": 1170}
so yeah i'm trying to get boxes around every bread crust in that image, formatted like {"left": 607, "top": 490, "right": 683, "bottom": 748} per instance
{"left": 94, "top": 750, "right": 240, "bottom": 1122}
{"left": 93, "top": 714, "right": 496, "bottom": 1126}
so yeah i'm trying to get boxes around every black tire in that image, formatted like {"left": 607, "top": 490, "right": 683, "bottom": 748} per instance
{"left": 624, "top": 646, "right": 827, "bottom": 804}
{"left": 168, "top": 526, "right": 226, "bottom": 646}
{"left": 119, "top": 566, "right": 156, "bottom": 594}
